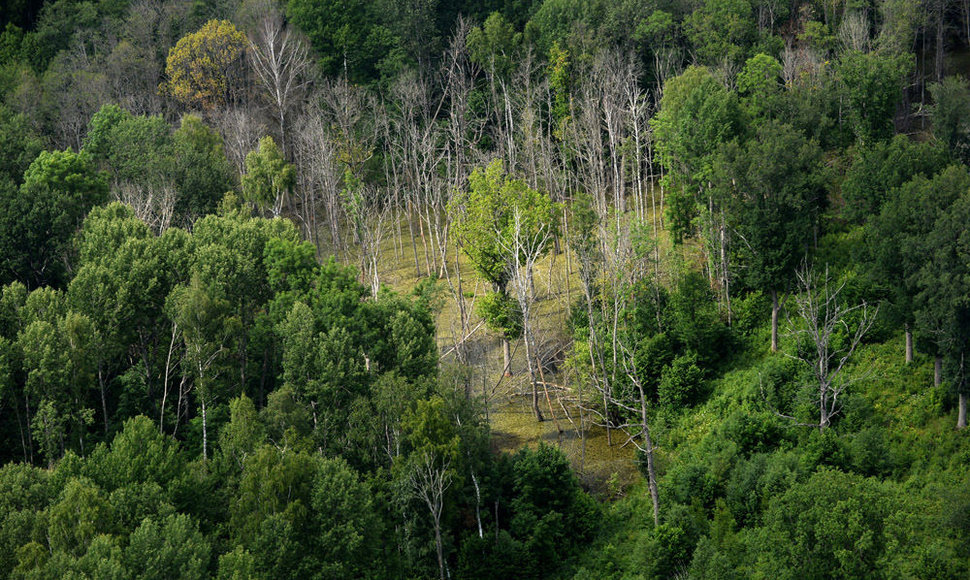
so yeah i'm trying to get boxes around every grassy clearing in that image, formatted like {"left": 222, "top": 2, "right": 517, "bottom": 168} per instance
{"left": 315, "top": 207, "right": 651, "bottom": 490}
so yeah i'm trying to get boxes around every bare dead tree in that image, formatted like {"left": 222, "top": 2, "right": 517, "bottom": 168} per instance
{"left": 839, "top": 10, "right": 872, "bottom": 53}
{"left": 783, "top": 264, "right": 878, "bottom": 432}
{"left": 106, "top": 39, "right": 164, "bottom": 116}
{"left": 569, "top": 81, "right": 609, "bottom": 217}
{"left": 441, "top": 19, "right": 485, "bottom": 360}
{"left": 43, "top": 48, "right": 109, "bottom": 150}
{"left": 782, "top": 40, "right": 799, "bottom": 87}
{"left": 503, "top": 208, "right": 556, "bottom": 421}
{"left": 318, "top": 77, "right": 380, "bottom": 260}
{"left": 320, "top": 76, "right": 376, "bottom": 177}
{"left": 579, "top": 319, "right": 661, "bottom": 526}
{"left": 114, "top": 182, "right": 177, "bottom": 234}
{"left": 408, "top": 451, "right": 453, "bottom": 580}
{"left": 294, "top": 105, "right": 342, "bottom": 251}
{"left": 215, "top": 106, "right": 265, "bottom": 176}
{"left": 343, "top": 180, "right": 393, "bottom": 297}
{"left": 386, "top": 72, "right": 449, "bottom": 277}
{"left": 247, "top": 2, "right": 312, "bottom": 158}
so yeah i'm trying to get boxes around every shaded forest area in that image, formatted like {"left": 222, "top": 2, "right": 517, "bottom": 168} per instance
{"left": 2, "top": 0, "right": 970, "bottom": 578}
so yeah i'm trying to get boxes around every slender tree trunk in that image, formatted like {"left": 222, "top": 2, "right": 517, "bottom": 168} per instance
{"left": 771, "top": 289, "right": 780, "bottom": 353}
{"left": 721, "top": 218, "right": 731, "bottom": 325}
{"left": 98, "top": 366, "right": 110, "bottom": 435}
{"left": 959, "top": 392, "right": 967, "bottom": 429}
{"left": 502, "top": 337, "right": 512, "bottom": 377}
{"left": 640, "top": 398, "right": 660, "bottom": 527}
{"left": 538, "top": 356, "right": 559, "bottom": 432}
{"left": 935, "top": 356, "right": 943, "bottom": 387}
{"left": 14, "top": 396, "right": 27, "bottom": 463}
{"left": 24, "top": 394, "right": 33, "bottom": 464}
{"left": 905, "top": 324, "right": 914, "bottom": 364}
{"left": 408, "top": 202, "right": 421, "bottom": 277}
{"left": 957, "top": 353, "right": 967, "bottom": 429}
{"left": 525, "top": 334, "right": 543, "bottom": 422}
{"left": 434, "top": 515, "right": 445, "bottom": 580}
{"left": 161, "top": 323, "right": 178, "bottom": 433}
{"left": 937, "top": 3, "right": 946, "bottom": 82}
{"left": 201, "top": 397, "right": 208, "bottom": 461}
{"left": 471, "top": 470, "right": 483, "bottom": 538}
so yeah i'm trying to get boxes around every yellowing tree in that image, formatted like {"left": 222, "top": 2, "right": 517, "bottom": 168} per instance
{"left": 164, "top": 20, "right": 248, "bottom": 111}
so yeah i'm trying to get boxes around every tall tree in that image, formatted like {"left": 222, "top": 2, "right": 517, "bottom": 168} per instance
{"left": 247, "top": 2, "right": 312, "bottom": 158}
{"left": 866, "top": 165, "right": 970, "bottom": 366}
{"left": 718, "top": 121, "right": 824, "bottom": 352}
{"left": 916, "top": 190, "right": 970, "bottom": 429}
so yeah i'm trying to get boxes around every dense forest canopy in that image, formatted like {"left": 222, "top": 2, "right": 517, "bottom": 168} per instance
{"left": 1, "top": 0, "right": 970, "bottom": 578}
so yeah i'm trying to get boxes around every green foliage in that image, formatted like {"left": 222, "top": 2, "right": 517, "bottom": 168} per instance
{"left": 310, "top": 457, "right": 382, "bottom": 578}
{"left": 915, "top": 188, "right": 970, "bottom": 398}
{"left": 476, "top": 290, "right": 523, "bottom": 339}
{"left": 4, "top": 2, "right": 970, "bottom": 577}
{"left": 635, "top": 522, "right": 693, "bottom": 578}
{"left": 241, "top": 136, "right": 294, "bottom": 216}
{"left": 0, "top": 149, "right": 108, "bottom": 288}
{"left": 84, "top": 104, "right": 173, "bottom": 186}
{"left": 450, "top": 159, "right": 559, "bottom": 291}
{"left": 124, "top": 514, "right": 210, "bottom": 580}
{"left": 286, "top": 0, "right": 402, "bottom": 84}
{"left": 47, "top": 477, "right": 114, "bottom": 557}
{"left": 172, "top": 114, "right": 235, "bottom": 221}
{"left": 0, "top": 104, "right": 42, "bottom": 186}
{"left": 658, "top": 352, "right": 704, "bottom": 408}
{"left": 524, "top": 0, "right": 603, "bottom": 57}
{"left": 929, "top": 75, "right": 970, "bottom": 163}
{"left": 719, "top": 120, "right": 824, "bottom": 294}
{"left": 834, "top": 50, "right": 912, "bottom": 144}
{"left": 87, "top": 416, "right": 184, "bottom": 492}
{"left": 652, "top": 66, "right": 743, "bottom": 242}
{"left": 751, "top": 468, "right": 897, "bottom": 577}
{"left": 684, "top": 0, "right": 754, "bottom": 67}
{"left": 509, "top": 443, "right": 600, "bottom": 577}
{"left": 737, "top": 53, "right": 782, "bottom": 118}
{"left": 467, "top": 11, "right": 522, "bottom": 78}
{"left": 666, "top": 270, "right": 729, "bottom": 367}
{"left": 842, "top": 135, "right": 948, "bottom": 225}
{"left": 867, "top": 165, "right": 970, "bottom": 335}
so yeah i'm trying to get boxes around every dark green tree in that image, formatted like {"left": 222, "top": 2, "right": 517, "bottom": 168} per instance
{"left": 867, "top": 165, "right": 970, "bottom": 365}
{"left": 916, "top": 189, "right": 970, "bottom": 429}
{"left": 929, "top": 75, "right": 970, "bottom": 163}
{"left": 718, "top": 121, "right": 824, "bottom": 352}
{"left": 0, "top": 149, "right": 108, "bottom": 288}
{"left": 841, "top": 135, "right": 948, "bottom": 225}
{"left": 833, "top": 49, "right": 911, "bottom": 144}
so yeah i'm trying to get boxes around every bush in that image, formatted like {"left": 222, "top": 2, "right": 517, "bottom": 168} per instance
{"left": 634, "top": 523, "right": 692, "bottom": 579}
{"left": 658, "top": 352, "right": 704, "bottom": 408}
{"left": 719, "top": 410, "right": 786, "bottom": 457}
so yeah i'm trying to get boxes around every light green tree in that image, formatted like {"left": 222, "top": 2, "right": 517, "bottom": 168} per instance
{"left": 449, "top": 160, "right": 558, "bottom": 398}
{"left": 241, "top": 136, "right": 294, "bottom": 217}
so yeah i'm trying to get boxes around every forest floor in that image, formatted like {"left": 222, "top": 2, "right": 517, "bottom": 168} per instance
{"left": 367, "top": 216, "right": 642, "bottom": 494}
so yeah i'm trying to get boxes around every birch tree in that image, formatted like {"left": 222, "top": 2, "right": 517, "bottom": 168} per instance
{"left": 248, "top": 3, "right": 312, "bottom": 158}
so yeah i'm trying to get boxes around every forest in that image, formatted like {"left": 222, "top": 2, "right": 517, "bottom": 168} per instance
{"left": 1, "top": 0, "right": 970, "bottom": 578}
